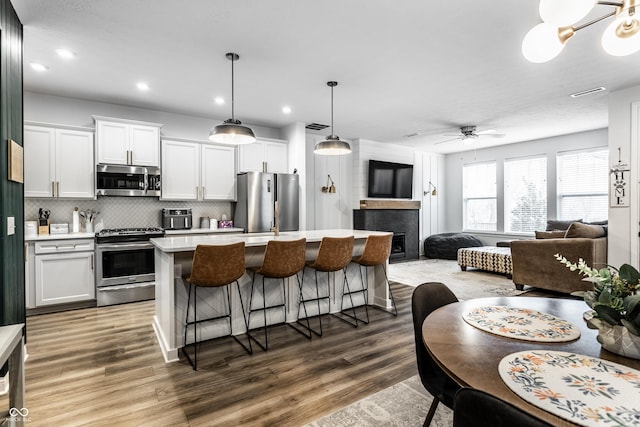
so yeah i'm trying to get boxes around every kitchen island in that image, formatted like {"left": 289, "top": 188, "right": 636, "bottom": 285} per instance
{"left": 151, "top": 229, "right": 393, "bottom": 362}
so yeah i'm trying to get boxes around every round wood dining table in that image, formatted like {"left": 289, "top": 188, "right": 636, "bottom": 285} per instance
{"left": 422, "top": 296, "right": 640, "bottom": 426}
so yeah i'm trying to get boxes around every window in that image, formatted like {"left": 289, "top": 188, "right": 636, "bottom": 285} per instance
{"left": 557, "top": 148, "right": 609, "bottom": 222}
{"left": 463, "top": 162, "right": 496, "bottom": 231}
{"left": 504, "top": 156, "right": 547, "bottom": 233}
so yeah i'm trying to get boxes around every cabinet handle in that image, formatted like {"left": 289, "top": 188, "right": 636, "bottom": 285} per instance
{"left": 56, "top": 181, "right": 60, "bottom": 197}
{"left": 202, "top": 187, "right": 206, "bottom": 199}
{"left": 51, "top": 181, "right": 55, "bottom": 197}
{"left": 91, "top": 254, "right": 94, "bottom": 270}
{"left": 24, "top": 244, "right": 27, "bottom": 262}
{"left": 127, "top": 150, "right": 131, "bottom": 165}
{"left": 195, "top": 186, "right": 199, "bottom": 199}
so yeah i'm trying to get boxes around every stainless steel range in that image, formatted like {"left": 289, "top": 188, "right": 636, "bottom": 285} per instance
{"left": 95, "top": 227, "right": 164, "bottom": 306}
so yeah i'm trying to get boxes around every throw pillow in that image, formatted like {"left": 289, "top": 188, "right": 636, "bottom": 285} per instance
{"left": 535, "top": 230, "right": 566, "bottom": 239}
{"left": 564, "top": 222, "right": 606, "bottom": 239}
{"left": 546, "top": 219, "right": 582, "bottom": 231}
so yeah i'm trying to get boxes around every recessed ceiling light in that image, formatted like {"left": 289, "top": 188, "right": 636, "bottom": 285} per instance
{"left": 55, "top": 49, "right": 75, "bottom": 59}
{"left": 30, "top": 62, "right": 48, "bottom": 72}
{"left": 136, "top": 82, "right": 150, "bottom": 91}
{"left": 282, "top": 106, "right": 292, "bottom": 114}
{"left": 214, "top": 96, "right": 225, "bottom": 105}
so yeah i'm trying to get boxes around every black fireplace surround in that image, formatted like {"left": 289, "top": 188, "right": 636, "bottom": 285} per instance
{"left": 353, "top": 209, "right": 419, "bottom": 263}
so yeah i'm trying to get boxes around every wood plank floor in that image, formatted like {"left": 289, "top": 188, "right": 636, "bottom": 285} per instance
{"left": 6, "top": 283, "right": 418, "bottom": 426}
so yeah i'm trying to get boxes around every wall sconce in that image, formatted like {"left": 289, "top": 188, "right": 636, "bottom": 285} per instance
{"left": 321, "top": 175, "right": 336, "bottom": 193}
{"left": 424, "top": 181, "right": 437, "bottom": 196}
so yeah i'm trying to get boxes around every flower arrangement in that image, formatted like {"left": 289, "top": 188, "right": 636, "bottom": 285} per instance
{"left": 555, "top": 254, "right": 640, "bottom": 336}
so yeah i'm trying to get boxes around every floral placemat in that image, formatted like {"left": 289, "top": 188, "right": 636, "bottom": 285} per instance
{"left": 499, "top": 350, "right": 640, "bottom": 426}
{"left": 462, "top": 306, "right": 581, "bottom": 342}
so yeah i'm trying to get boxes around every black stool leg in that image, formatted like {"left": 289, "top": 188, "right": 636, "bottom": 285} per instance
{"left": 234, "top": 281, "right": 253, "bottom": 354}
{"left": 289, "top": 271, "right": 313, "bottom": 339}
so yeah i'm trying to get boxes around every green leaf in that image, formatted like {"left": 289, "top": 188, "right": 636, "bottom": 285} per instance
{"left": 621, "top": 319, "right": 640, "bottom": 336}
{"left": 624, "top": 295, "right": 640, "bottom": 318}
{"left": 594, "top": 304, "right": 622, "bottom": 325}
{"left": 584, "top": 292, "right": 597, "bottom": 309}
{"left": 619, "top": 264, "right": 640, "bottom": 285}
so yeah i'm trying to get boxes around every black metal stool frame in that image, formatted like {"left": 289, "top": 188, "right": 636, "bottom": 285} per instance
{"left": 183, "top": 280, "right": 252, "bottom": 371}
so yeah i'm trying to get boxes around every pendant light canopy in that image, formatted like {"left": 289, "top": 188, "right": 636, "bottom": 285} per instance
{"left": 209, "top": 53, "right": 256, "bottom": 145}
{"left": 314, "top": 81, "right": 352, "bottom": 155}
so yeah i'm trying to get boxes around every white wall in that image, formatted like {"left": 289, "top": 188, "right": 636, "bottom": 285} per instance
{"left": 608, "top": 85, "right": 640, "bottom": 267}
{"left": 305, "top": 134, "right": 354, "bottom": 230}
{"left": 443, "top": 128, "right": 608, "bottom": 245}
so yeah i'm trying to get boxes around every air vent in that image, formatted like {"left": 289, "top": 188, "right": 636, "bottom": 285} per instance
{"left": 404, "top": 132, "right": 421, "bottom": 138}
{"left": 305, "top": 122, "right": 329, "bottom": 131}
{"left": 570, "top": 87, "right": 606, "bottom": 98}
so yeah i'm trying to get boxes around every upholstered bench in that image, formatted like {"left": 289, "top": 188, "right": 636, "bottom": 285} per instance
{"left": 457, "top": 246, "right": 512, "bottom": 278}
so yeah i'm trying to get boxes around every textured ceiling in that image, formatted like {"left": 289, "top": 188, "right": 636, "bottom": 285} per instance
{"left": 12, "top": 0, "right": 640, "bottom": 153}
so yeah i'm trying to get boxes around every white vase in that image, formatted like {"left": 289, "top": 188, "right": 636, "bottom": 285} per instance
{"left": 85, "top": 222, "right": 93, "bottom": 233}
{"left": 585, "top": 312, "right": 640, "bottom": 360}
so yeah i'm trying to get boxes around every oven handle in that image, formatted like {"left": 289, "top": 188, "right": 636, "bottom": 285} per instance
{"left": 97, "top": 242, "right": 154, "bottom": 250}
{"left": 98, "top": 283, "right": 155, "bottom": 291}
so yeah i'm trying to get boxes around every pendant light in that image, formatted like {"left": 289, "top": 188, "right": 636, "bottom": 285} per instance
{"left": 314, "top": 81, "right": 352, "bottom": 155}
{"left": 209, "top": 52, "right": 256, "bottom": 145}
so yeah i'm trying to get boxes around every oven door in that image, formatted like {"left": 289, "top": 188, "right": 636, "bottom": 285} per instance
{"left": 96, "top": 242, "right": 155, "bottom": 288}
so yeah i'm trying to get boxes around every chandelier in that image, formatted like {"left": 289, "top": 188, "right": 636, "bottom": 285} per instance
{"left": 522, "top": 0, "right": 640, "bottom": 63}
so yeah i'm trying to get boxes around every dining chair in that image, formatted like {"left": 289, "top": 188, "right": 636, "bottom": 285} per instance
{"left": 245, "top": 238, "right": 307, "bottom": 350}
{"left": 182, "top": 242, "right": 251, "bottom": 371}
{"left": 453, "top": 388, "right": 553, "bottom": 427}
{"left": 297, "top": 236, "right": 355, "bottom": 335}
{"left": 411, "top": 282, "right": 461, "bottom": 426}
{"left": 347, "top": 233, "right": 396, "bottom": 324}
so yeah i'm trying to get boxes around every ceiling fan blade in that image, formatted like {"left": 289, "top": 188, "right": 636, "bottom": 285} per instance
{"left": 443, "top": 133, "right": 463, "bottom": 136}
{"left": 435, "top": 136, "right": 462, "bottom": 145}
{"left": 476, "top": 128, "right": 497, "bottom": 135}
{"left": 479, "top": 133, "right": 506, "bottom": 138}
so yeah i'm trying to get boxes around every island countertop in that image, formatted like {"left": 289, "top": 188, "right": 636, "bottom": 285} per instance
{"left": 151, "top": 229, "right": 392, "bottom": 253}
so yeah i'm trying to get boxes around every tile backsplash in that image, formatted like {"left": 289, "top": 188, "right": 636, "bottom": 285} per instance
{"left": 25, "top": 197, "right": 234, "bottom": 231}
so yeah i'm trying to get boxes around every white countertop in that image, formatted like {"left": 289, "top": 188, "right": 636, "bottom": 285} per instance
{"left": 164, "top": 227, "right": 244, "bottom": 235}
{"left": 151, "top": 229, "right": 392, "bottom": 253}
{"left": 25, "top": 232, "right": 95, "bottom": 242}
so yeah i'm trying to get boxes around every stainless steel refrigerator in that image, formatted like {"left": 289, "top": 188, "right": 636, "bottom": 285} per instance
{"left": 235, "top": 172, "right": 299, "bottom": 233}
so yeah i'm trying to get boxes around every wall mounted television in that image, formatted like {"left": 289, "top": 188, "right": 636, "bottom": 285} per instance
{"left": 367, "top": 159, "right": 414, "bottom": 199}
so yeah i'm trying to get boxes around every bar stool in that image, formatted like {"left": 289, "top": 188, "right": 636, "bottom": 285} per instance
{"left": 183, "top": 242, "right": 251, "bottom": 371}
{"left": 299, "top": 235, "right": 355, "bottom": 335}
{"left": 245, "top": 238, "right": 307, "bottom": 351}
{"left": 349, "top": 233, "right": 396, "bottom": 320}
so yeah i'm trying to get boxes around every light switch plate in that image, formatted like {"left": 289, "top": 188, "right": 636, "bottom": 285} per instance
{"left": 7, "top": 216, "right": 15, "bottom": 235}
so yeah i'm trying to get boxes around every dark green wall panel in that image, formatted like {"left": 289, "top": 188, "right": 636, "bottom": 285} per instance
{"left": 0, "top": 0, "right": 24, "bottom": 328}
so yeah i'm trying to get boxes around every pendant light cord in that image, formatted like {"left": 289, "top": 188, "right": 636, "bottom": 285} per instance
{"left": 330, "top": 84, "right": 334, "bottom": 135}
{"left": 231, "top": 56, "right": 235, "bottom": 122}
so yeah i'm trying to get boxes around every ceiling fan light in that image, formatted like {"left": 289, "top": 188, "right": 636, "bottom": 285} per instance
{"left": 209, "top": 119, "right": 256, "bottom": 145}
{"left": 522, "top": 23, "right": 568, "bottom": 63}
{"left": 539, "top": 0, "right": 596, "bottom": 27}
{"left": 601, "top": 14, "right": 640, "bottom": 56}
{"left": 314, "top": 135, "right": 352, "bottom": 155}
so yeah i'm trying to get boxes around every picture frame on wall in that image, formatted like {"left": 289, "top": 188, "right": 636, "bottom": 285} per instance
{"left": 610, "top": 164, "right": 629, "bottom": 207}
{"left": 8, "top": 139, "right": 23, "bottom": 183}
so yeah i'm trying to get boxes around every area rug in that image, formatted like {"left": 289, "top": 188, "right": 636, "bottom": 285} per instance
{"left": 387, "top": 259, "right": 528, "bottom": 300}
{"left": 305, "top": 375, "right": 452, "bottom": 427}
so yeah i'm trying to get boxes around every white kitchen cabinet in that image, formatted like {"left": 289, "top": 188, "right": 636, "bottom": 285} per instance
{"left": 238, "top": 138, "right": 288, "bottom": 173}
{"left": 94, "top": 116, "right": 162, "bottom": 167}
{"left": 161, "top": 139, "right": 236, "bottom": 201}
{"left": 24, "top": 125, "right": 95, "bottom": 199}
{"left": 34, "top": 239, "right": 95, "bottom": 306}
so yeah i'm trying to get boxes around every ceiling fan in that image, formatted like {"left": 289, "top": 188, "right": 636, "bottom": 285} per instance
{"left": 435, "top": 126, "right": 506, "bottom": 145}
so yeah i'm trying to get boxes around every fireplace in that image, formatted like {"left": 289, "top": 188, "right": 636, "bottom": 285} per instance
{"left": 390, "top": 233, "right": 406, "bottom": 260}
{"left": 353, "top": 209, "right": 419, "bottom": 263}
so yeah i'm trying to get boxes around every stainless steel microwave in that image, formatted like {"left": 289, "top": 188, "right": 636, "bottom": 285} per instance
{"left": 96, "top": 164, "right": 161, "bottom": 197}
